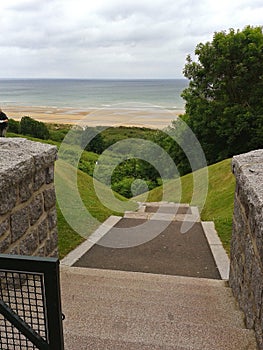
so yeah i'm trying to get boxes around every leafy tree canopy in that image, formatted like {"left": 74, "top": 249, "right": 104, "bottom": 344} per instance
{"left": 182, "top": 26, "right": 263, "bottom": 163}
{"left": 20, "top": 116, "right": 49, "bottom": 140}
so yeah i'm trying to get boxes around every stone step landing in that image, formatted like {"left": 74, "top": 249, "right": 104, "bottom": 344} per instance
{"left": 61, "top": 266, "right": 257, "bottom": 350}
{"left": 124, "top": 202, "right": 200, "bottom": 222}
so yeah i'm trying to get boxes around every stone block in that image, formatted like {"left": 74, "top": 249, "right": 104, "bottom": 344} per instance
{"left": 8, "top": 246, "right": 19, "bottom": 255}
{"left": 0, "top": 218, "right": 9, "bottom": 237}
{"left": 11, "top": 206, "right": 29, "bottom": 243}
{"left": 0, "top": 235, "right": 11, "bottom": 253}
{"left": 48, "top": 207, "right": 57, "bottom": 230}
{"left": 19, "top": 229, "right": 39, "bottom": 256}
{"left": 0, "top": 138, "right": 57, "bottom": 171}
{"left": 44, "top": 187, "right": 56, "bottom": 211}
{"left": 36, "top": 246, "right": 45, "bottom": 257}
{"left": 19, "top": 174, "right": 34, "bottom": 202}
{"left": 251, "top": 259, "right": 263, "bottom": 319}
{"left": 45, "top": 228, "right": 58, "bottom": 256}
{"left": 38, "top": 218, "right": 48, "bottom": 243}
{"left": 236, "top": 185, "right": 250, "bottom": 219}
{"left": 34, "top": 169, "right": 46, "bottom": 191}
{"left": 29, "top": 194, "right": 44, "bottom": 225}
{"left": 244, "top": 234, "right": 254, "bottom": 280}
{"left": 0, "top": 184, "right": 17, "bottom": 215}
{"left": 49, "top": 248, "right": 58, "bottom": 258}
{"left": 46, "top": 165, "right": 54, "bottom": 184}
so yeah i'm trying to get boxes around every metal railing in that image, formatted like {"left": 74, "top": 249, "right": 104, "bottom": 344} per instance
{"left": 0, "top": 254, "right": 64, "bottom": 350}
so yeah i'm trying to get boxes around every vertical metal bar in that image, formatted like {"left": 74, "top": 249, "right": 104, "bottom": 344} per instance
{"left": 44, "top": 259, "right": 65, "bottom": 350}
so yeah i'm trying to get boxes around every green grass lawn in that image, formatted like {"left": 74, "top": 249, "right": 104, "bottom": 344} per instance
{"left": 135, "top": 158, "right": 235, "bottom": 254}
{"left": 56, "top": 161, "right": 137, "bottom": 259}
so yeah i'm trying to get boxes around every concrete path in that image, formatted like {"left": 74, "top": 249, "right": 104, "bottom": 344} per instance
{"left": 60, "top": 202, "right": 257, "bottom": 349}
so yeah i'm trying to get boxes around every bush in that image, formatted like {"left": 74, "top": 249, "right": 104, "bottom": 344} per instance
{"left": 8, "top": 118, "right": 20, "bottom": 133}
{"left": 20, "top": 116, "right": 49, "bottom": 140}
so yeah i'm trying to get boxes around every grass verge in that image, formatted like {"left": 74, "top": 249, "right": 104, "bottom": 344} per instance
{"left": 135, "top": 158, "right": 235, "bottom": 254}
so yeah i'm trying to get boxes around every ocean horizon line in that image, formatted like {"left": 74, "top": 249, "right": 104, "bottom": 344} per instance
{"left": 0, "top": 77, "right": 187, "bottom": 82}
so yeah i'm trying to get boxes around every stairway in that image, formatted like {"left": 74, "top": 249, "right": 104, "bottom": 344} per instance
{"left": 60, "top": 266, "right": 257, "bottom": 349}
{"left": 60, "top": 202, "right": 258, "bottom": 349}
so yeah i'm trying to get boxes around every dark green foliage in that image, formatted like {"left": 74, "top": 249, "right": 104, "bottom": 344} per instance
{"left": 81, "top": 127, "right": 105, "bottom": 154}
{"left": 111, "top": 176, "right": 158, "bottom": 198}
{"left": 100, "top": 126, "right": 155, "bottom": 149}
{"left": 182, "top": 26, "right": 263, "bottom": 163}
{"left": 110, "top": 158, "right": 161, "bottom": 198}
{"left": 20, "top": 116, "right": 50, "bottom": 140}
{"left": 48, "top": 129, "right": 68, "bottom": 142}
{"left": 7, "top": 118, "right": 20, "bottom": 133}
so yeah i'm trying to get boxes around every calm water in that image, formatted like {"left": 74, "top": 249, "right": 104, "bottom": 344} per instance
{"left": 0, "top": 79, "right": 188, "bottom": 111}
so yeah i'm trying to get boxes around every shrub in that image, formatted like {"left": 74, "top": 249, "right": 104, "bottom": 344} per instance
{"left": 20, "top": 116, "right": 49, "bottom": 140}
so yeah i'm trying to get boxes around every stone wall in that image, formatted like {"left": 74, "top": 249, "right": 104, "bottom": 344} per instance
{"left": 0, "top": 138, "right": 58, "bottom": 257}
{"left": 229, "top": 149, "right": 263, "bottom": 349}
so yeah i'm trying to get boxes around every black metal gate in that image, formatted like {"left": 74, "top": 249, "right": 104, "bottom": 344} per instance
{"left": 0, "top": 254, "right": 64, "bottom": 350}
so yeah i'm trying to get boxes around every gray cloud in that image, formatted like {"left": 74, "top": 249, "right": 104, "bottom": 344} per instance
{"left": 0, "top": 0, "right": 262, "bottom": 78}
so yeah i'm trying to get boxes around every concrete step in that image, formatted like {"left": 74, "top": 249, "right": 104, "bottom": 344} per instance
{"left": 63, "top": 332, "right": 192, "bottom": 350}
{"left": 61, "top": 268, "right": 243, "bottom": 328}
{"left": 62, "top": 289, "right": 244, "bottom": 329}
{"left": 60, "top": 267, "right": 257, "bottom": 350}
{"left": 124, "top": 203, "right": 200, "bottom": 221}
{"left": 61, "top": 265, "right": 226, "bottom": 287}
{"left": 61, "top": 266, "right": 233, "bottom": 302}
{"left": 63, "top": 309, "right": 256, "bottom": 350}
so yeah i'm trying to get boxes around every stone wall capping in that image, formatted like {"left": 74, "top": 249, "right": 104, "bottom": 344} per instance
{"left": 232, "top": 149, "right": 263, "bottom": 206}
{"left": 0, "top": 138, "right": 57, "bottom": 183}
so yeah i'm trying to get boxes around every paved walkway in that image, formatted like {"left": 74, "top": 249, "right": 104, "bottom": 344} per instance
{"left": 63, "top": 202, "right": 228, "bottom": 280}
{"left": 74, "top": 219, "right": 221, "bottom": 279}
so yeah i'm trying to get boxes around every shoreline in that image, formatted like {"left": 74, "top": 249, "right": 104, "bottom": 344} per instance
{"left": 3, "top": 105, "right": 185, "bottom": 129}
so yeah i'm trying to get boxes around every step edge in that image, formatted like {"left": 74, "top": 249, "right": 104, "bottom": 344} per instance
{"left": 201, "top": 221, "right": 230, "bottom": 280}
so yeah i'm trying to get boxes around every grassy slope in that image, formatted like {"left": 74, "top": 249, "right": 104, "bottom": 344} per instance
{"left": 135, "top": 158, "right": 235, "bottom": 254}
{"left": 56, "top": 161, "right": 137, "bottom": 259}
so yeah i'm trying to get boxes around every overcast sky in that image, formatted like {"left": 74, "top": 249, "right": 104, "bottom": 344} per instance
{"left": 0, "top": 0, "right": 262, "bottom": 79}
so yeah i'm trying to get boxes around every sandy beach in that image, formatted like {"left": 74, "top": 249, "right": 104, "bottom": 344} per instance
{"left": 3, "top": 105, "right": 185, "bottom": 129}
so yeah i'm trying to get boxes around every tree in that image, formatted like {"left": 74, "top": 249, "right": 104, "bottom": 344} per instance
{"left": 182, "top": 26, "right": 263, "bottom": 163}
{"left": 8, "top": 118, "right": 20, "bottom": 133}
{"left": 81, "top": 127, "right": 105, "bottom": 154}
{"left": 20, "top": 116, "right": 49, "bottom": 140}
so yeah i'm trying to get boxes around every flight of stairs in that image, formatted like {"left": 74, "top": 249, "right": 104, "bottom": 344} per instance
{"left": 60, "top": 266, "right": 258, "bottom": 350}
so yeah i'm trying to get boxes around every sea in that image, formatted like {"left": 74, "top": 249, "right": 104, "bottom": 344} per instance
{"left": 0, "top": 79, "right": 188, "bottom": 111}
